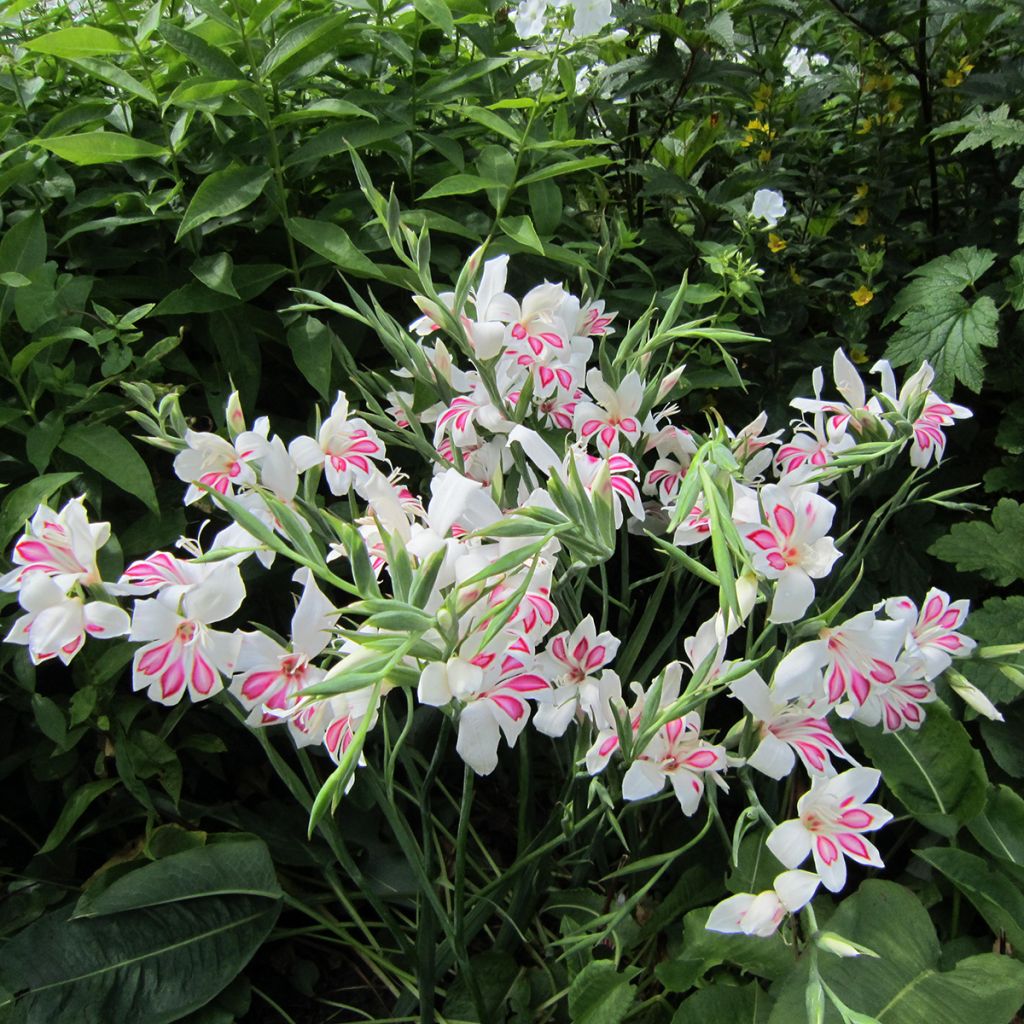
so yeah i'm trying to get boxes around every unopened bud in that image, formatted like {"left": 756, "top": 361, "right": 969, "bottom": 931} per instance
{"left": 947, "top": 670, "right": 1004, "bottom": 722}
{"left": 657, "top": 365, "right": 687, "bottom": 402}
{"left": 816, "top": 931, "right": 878, "bottom": 959}
{"left": 225, "top": 390, "right": 245, "bottom": 439}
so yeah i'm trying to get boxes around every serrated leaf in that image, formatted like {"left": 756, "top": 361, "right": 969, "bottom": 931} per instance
{"left": 176, "top": 166, "right": 271, "bottom": 241}
{"left": 58, "top": 424, "right": 158, "bottom": 511}
{"left": 883, "top": 291, "right": 997, "bottom": 394}
{"left": 35, "top": 132, "right": 167, "bottom": 166}
{"left": 931, "top": 104, "right": 1024, "bottom": 153}
{"left": 25, "top": 26, "right": 128, "bottom": 57}
{"left": 929, "top": 499, "right": 1024, "bottom": 585}
{"left": 885, "top": 246, "right": 996, "bottom": 323}
{"left": 568, "top": 961, "right": 637, "bottom": 1024}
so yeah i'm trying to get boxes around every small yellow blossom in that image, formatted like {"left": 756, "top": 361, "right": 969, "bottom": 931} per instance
{"left": 851, "top": 285, "right": 874, "bottom": 307}
{"left": 768, "top": 232, "right": 787, "bottom": 252}
{"left": 850, "top": 343, "right": 869, "bottom": 364}
{"left": 788, "top": 264, "right": 804, "bottom": 285}
{"left": 873, "top": 233, "right": 887, "bottom": 246}
{"left": 943, "top": 57, "right": 974, "bottom": 88}
{"left": 758, "top": 149, "right": 773, "bottom": 164}
{"left": 856, "top": 117, "right": 874, "bottom": 135}
{"left": 850, "top": 207, "right": 870, "bottom": 226}
{"left": 855, "top": 183, "right": 869, "bottom": 200}
{"left": 888, "top": 95, "right": 904, "bottom": 114}
{"left": 745, "top": 118, "right": 767, "bottom": 132}
{"left": 864, "top": 73, "right": 894, "bottom": 93}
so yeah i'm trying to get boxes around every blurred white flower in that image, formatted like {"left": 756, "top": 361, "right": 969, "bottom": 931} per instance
{"left": 750, "top": 189, "right": 787, "bottom": 228}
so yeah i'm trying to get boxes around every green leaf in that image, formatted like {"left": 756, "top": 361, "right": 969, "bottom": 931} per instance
{"left": 24, "top": 26, "right": 128, "bottom": 58}
{"left": 69, "top": 57, "right": 157, "bottom": 104}
{"left": 35, "top": 132, "right": 168, "bottom": 166}
{"left": 175, "top": 166, "right": 272, "bottom": 241}
{"left": 968, "top": 785, "right": 1024, "bottom": 867}
{"left": 158, "top": 21, "right": 244, "bottom": 80}
{"left": 258, "top": 12, "right": 350, "bottom": 78}
{"left": 917, "top": 847, "right": 1024, "bottom": 952}
{"left": 0, "top": 212, "right": 46, "bottom": 326}
{"left": 672, "top": 981, "right": 772, "bottom": 1024}
{"left": 190, "top": 253, "right": 239, "bottom": 298}
{"left": 883, "top": 292, "right": 998, "bottom": 394}
{"left": 286, "top": 316, "right": 334, "bottom": 400}
{"left": 288, "top": 217, "right": 412, "bottom": 285}
{"left": 413, "top": 0, "right": 455, "bottom": 34}
{"left": 518, "top": 156, "right": 612, "bottom": 186}
{"left": 0, "top": 472, "right": 79, "bottom": 547}
{"left": 39, "top": 779, "right": 119, "bottom": 854}
{"left": 75, "top": 837, "right": 282, "bottom": 916}
{"left": 767, "top": 881, "right": 1024, "bottom": 1024}
{"left": 58, "top": 424, "right": 158, "bottom": 511}
{"left": 419, "top": 174, "right": 502, "bottom": 200}
{"left": 853, "top": 702, "right": 987, "bottom": 836}
{"left": 499, "top": 214, "right": 544, "bottom": 254}
{"left": 931, "top": 104, "right": 1024, "bottom": 153}
{"left": 0, "top": 846, "right": 281, "bottom": 1023}
{"left": 209, "top": 309, "right": 261, "bottom": 413}
{"left": 929, "top": 499, "right": 1024, "bottom": 585}
{"left": 568, "top": 961, "right": 638, "bottom": 1024}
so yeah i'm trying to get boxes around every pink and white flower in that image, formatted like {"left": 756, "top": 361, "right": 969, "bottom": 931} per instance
{"left": 706, "top": 870, "right": 820, "bottom": 937}
{"left": 574, "top": 369, "right": 644, "bottom": 455}
{"left": 533, "top": 615, "right": 621, "bottom": 736}
{"left": 130, "top": 562, "right": 245, "bottom": 705}
{"left": 289, "top": 392, "right": 387, "bottom": 496}
{"left": 767, "top": 767, "right": 892, "bottom": 892}
{"left": 5, "top": 574, "right": 129, "bottom": 665}
{"left": 173, "top": 423, "right": 268, "bottom": 504}
{"left": 1, "top": 499, "right": 108, "bottom": 592}
{"left": 884, "top": 588, "right": 975, "bottom": 679}
{"left": 737, "top": 484, "right": 841, "bottom": 623}
{"left": 622, "top": 710, "right": 728, "bottom": 816}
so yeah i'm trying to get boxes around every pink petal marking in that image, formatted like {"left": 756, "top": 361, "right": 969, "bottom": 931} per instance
{"left": 747, "top": 529, "right": 779, "bottom": 551}
{"left": 938, "top": 608, "right": 961, "bottom": 628}
{"left": 490, "top": 693, "right": 526, "bottom": 720}
{"left": 503, "top": 674, "right": 548, "bottom": 693}
{"left": 192, "top": 654, "right": 217, "bottom": 695}
{"left": 794, "top": 741, "right": 826, "bottom": 771}
{"left": 551, "top": 636, "right": 568, "bottom": 663}
{"left": 15, "top": 540, "right": 55, "bottom": 562}
{"left": 585, "top": 645, "right": 607, "bottom": 670}
{"left": 816, "top": 835, "right": 839, "bottom": 865}
{"left": 160, "top": 658, "right": 186, "bottom": 699}
{"left": 555, "top": 368, "right": 573, "bottom": 389}
{"left": 572, "top": 637, "right": 590, "bottom": 662}
{"left": 884, "top": 704, "right": 902, "bottom": 730}
{"left": 849, "top": 670, "right": 871, "bottom": 705}
{"left": 138, "top": 640, "right": 174, "bottom": 676}
{"left": 242, "top": 670, "right": 282, "bottom": 701}
{"left": 934, "top": 635, "right": 963, "bottom": 650}
{"left": 838, "top": 808, "right": 872, "bottom": 829}
{"left": 766, "top": 552, "right": 787, "bottom": 571}
{"left": 598, "top": 735, "right": 619, "bottom": 757}
{"left": 827, "top": 665, "right": 847, "bottom": 703}
{"left": 773, "top": 505, "right": 796, "bottom": 538}
{"left": 923, "top": 595, "right": 944, "bottom": 623}
{"left": 837, "top": 833, "right": 870, "bottom": 860}
{"left": 870, "top": 660, "right": 896, "bottom": 684}
{"left": 664, "top": 718, "right": 684, "bottom": 744}
{"left": 684, "top": 749, "right": 719, "bottom": 769}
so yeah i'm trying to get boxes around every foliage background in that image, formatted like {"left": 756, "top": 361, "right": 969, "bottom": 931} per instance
{"left": 1, "top": 0, "right": 1024, "bottom": 1021}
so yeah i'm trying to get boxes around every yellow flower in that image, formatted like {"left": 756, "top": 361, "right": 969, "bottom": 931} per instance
{"left": 850, "top": 207, "right": 870, "bottom": 226}
{"left": 864, "top": 73, "right": 894, "bottom": 93}
{"left": 888, "top": 95, "right": 904, "bottom": 114}
{"left": 768, "top": 232, "right": 787, "bottom": 252}
{"left": 855, "top": 183, "right": 869, "bottom": 200}
{"left": 873, "top": 233, "right": 887, "bottom": 246}
{"left": 745, "top": 118, "right": 767, "bottom": 132}
{"left": 856, "top": 117, "right": 874, "bottom": 135}
{"left": 850, "top": 285, "right": 874, "bottom": 307}
{"left": 850, "top": 344, "right": 869, "bottom": 364}
{"left": 788, "top": 264, "right": 804, "bottom": 285}
{"left": 943, "top": 68, "right": 964, "bottom": 88}
{"left": 758, "top": 148, "right": 773, "bottom": 164}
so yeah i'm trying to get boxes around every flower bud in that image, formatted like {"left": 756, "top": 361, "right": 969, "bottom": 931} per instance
{"left": 656, "top": 365, "right": 687, "bottom": 403}
{"left": 225, "top": 390, "right": 245, "bottom": 439}
{"left": 947, "top": 670, "right": 1004, "bottom": 722}
{"left": 816, "top": 931, "right": 879, "bottom": 958}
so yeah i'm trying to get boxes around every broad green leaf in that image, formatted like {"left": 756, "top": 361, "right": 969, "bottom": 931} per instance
{"left": 931, "top": 104, "right": 1024, "bottom": 153}
{"left": 0, "top": 886, "right": 279, "bottom": 1022}
{"left": 175, "top": 166, "right": 272, "bottom": 241}
{"left": 158, "top": 21, "right": 244, "bottom": 80}
{"left": 518, "top": 156, "right": 612, "bottom": 186}
{"left": 883, "top": 292, "right": 998, "bottom": 394}
{"left": 75, "top": 837, "right": 281, "bottom": 916}
{"left": 672, "top": 981, "right": 772, "bottom": 1024}
{"left": 0, "top": 212, "right": 46, "bottom": 326}
{"left": 35, "top": 132, "right": 167, "bottom": 166}
{"left": 981, "top": 700, "right": 1024, "bottom": 778}
{"left": 273, "top": 98, "right": 377, "bottom": 124}
{"left": 0, "top": 472, "right": 79, "bottom": 547}
{"left": 853, "top": 702, "right": 987, "bottom": 836}
{"left": 39, "top": 779, "right": 119, "bottom": 854}
{"left": 25, "top": 410, "right": 64, "bottom": 473}
{"left": 968, "top": 785, "right": 1024, "bottom": 867}
{"left": 418, "top": 173, "right": 502, "bottom": 200}
{"left": 413, "top": 0, "right": 455, "bottom": 34}
{"left": 286, "top": 316, "right": 334, "bottom": 400}
{"left": 258, "top": 12, "right": 350, "bottom": 78}
{"left": 885, "top": 247, "right": 997, "bottom": 323}
{"left": 568, "top": 961, "right": 638, "bottom": 1024}
{"left": 959, "top": 595, "right": 1024, "bottom": 705}
{"left": 209, "top": 309, "right": 261, "bottom": 412}
{"left": 500, "top": 214, "right": 544, "bottom": 254}
{"left": 768, "top": 881, "right": 1024, "bottom": 1024}
{"left": 69, "top": 57, "right": 157, "bottom": 104}
{"left": 917, "top": 847, "right": 1024, "bottom": 952}
{"left": 288, "top": 217, "right": 413, "bottom": 286}
{"left": 929, "top": 499, "right": 1024, "bottom": 585}
{"left": 190, "top": 252, "right": 238, "bottom": 298}
{"left": 165, "top": 77, "right": 249, "bottom": 109}
{"left": 59, "top": 424, "right": 158, "bottom": 511}
{"left": 24, "top": 26, "right": 128, "bottom": 57}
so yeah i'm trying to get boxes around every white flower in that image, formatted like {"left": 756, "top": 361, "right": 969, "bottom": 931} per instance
{"left": 750, "top": 189, "right": 787, "bottom": 228}
{"left": 706, "top": 870, "right": 820, "bottom": 937}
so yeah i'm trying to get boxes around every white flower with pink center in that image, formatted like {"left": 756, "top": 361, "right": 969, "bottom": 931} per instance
{"left": 737, "top": 484, "right": 841, "bottom": 623}
{"left": 5, "top": 574, "right": 129, "bottom": 665}
{"left": 173, "top": 424, "right": 268, "bottom": 505}
{"left": 434, "top": 379, "right": 512, "bottom": 449}
{"left": 623, "top": 711, "right": 728, "bottom": 816}
{"left": 644, "top": 426, "right": 697, "bottom": 503}
{"left": 130, "top": 562, "right": 245, "bottom": 706}
{"left": 767, "top": 767, "right": 892, "bottom": 892}
{"left": 706, "top": 870, "right": 820, "bottom": 938}
{"left": 1, "top": 498, "right": 108, "bottom": 592}
{"left": 775, "top": 413, "right": 856, "bottom": 481}
{"left": 792, "top": 350, "right": 886, "bottom": 440}
{"left": 885, "top": 588, "right": 975, "bottom": 679}
{"left": 730, "top": 671, "right": 852, "bottom": 778}
{"left": 574, "top": 369, "right": 644, "bottom": 455}
{"left": 533, "top": 615, "right": 621, "bottom": 736}
{"left": 849, "top": 656, "right": 936, "bottom": 732}
{"left": 571, "top": 451, "right": 645, "bottom": 528}
{"left": 730, "top": 413, "right": 783, "bottom": 480}
{"left": 289, "top": 392, "right": 387, "bottom": 496}
{"left": 230, "top": 571, "right": 338, "bottom": 740}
